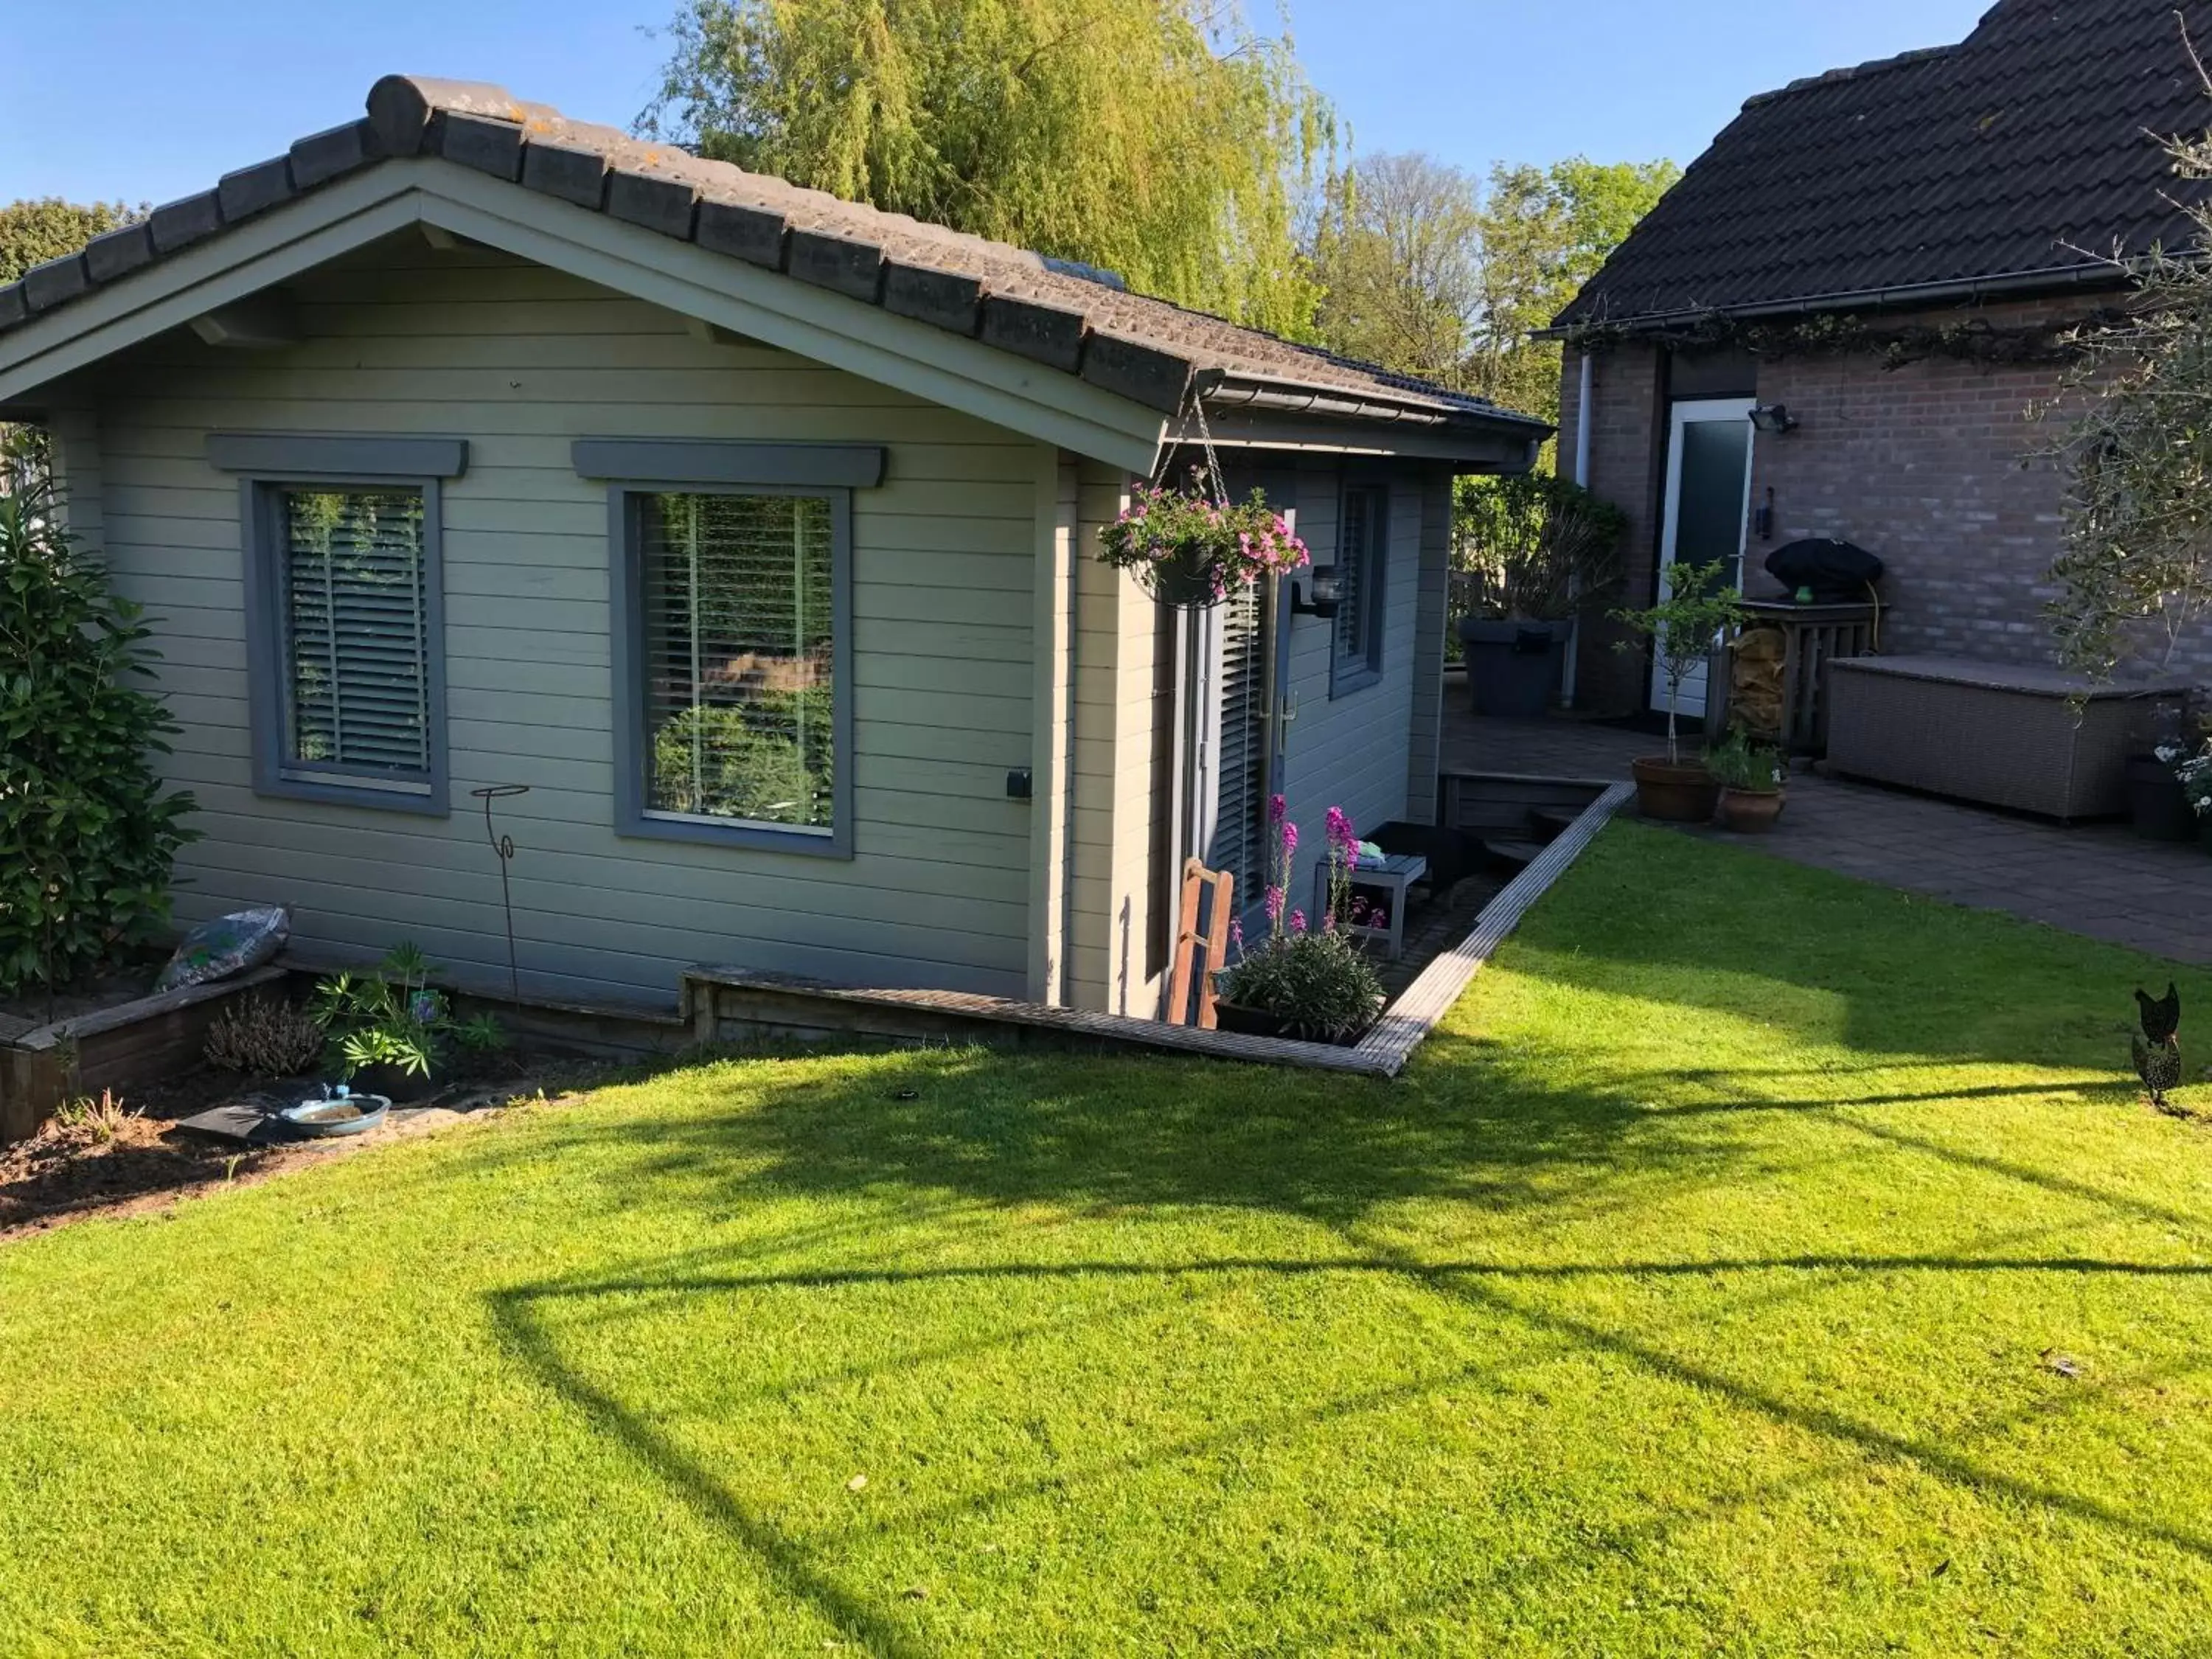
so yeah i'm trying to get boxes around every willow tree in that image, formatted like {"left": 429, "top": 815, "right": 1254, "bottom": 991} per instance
{"left": 643, "top": 0, "right": 1334, "bottom": 336}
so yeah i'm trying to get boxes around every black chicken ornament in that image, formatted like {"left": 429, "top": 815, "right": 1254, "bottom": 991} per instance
{"left": 2132, "top": 982, "right": 2183, "bottom": 1112}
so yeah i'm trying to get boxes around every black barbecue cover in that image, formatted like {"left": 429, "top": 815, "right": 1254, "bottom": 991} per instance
{"left": 1764, "top": 538, "right": 1883, "bottom": 601}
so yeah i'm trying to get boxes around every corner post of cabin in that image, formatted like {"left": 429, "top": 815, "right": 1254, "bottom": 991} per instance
{"left": 1026, "top": 445, "right": 1080, "bottom": 1006}
{"left": 41, "top": 403, "right": 105, "bottom": 551}
{"left": 1066, "top": 462, "right": 1144, "bottom": 1014}
{"left": 1405, "top": 461, "right": 1456, "bottom": 824}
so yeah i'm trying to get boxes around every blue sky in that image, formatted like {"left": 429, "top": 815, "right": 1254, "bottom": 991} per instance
{"left": 3, "top": 0, "right": 1997, "bottom": 208}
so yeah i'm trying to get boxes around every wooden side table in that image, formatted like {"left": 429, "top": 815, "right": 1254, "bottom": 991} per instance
{"left": 1315, "top": 852, "right": 1428, "bottom": 960}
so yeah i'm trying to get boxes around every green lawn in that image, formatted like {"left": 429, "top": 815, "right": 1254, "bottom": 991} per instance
{"left": 6, "top": 824, "right": 2212, "bottom": 1656}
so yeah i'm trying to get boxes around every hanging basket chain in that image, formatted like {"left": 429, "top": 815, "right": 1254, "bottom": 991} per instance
{"left": 1101, "top": 387, "right": 1309, "bottom": 611}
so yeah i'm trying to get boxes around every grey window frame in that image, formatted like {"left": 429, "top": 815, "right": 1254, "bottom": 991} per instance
{"left": 606, "top": 480, "right": 856, "bottom": 860}
{"left": 220, "top": 435, "right": 461, "bottom": 817}
{"left": 1330, "top": 474, "right": 1390, "bottom": 698}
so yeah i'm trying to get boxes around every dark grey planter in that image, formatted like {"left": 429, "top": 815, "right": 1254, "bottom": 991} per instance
{"left": 1459, "top": 618, "right": 1571, "bottom": 717}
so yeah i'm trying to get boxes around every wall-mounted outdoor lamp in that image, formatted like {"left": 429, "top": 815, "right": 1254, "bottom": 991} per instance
{"left": 1748, "top": 402, "right": 1800, "bottom": 435}
{"left": 1291, "top": 563, "right": 1342, "bottom": 619}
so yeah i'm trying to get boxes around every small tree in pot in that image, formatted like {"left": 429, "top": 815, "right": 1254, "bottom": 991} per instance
{"left": 1611, "top": 560, "right": 1746, "bottom": 821}
{"left": 1453, "top": 473, "right": 1626, "bottom": 716}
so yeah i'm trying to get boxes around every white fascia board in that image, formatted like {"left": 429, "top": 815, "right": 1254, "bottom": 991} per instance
{"left": 0, "top": 159, "right": 1169, "bottom": 474}
{"left": 0, "top": 170, "right": 425, "bottom": 404}
{"left": 413, "top": 169, "right": 1165, "bottom": 473}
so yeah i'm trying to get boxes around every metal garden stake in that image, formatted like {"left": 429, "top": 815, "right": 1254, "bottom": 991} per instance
{"left": 471, "top": 784, "right": 530, "bottom": 1000}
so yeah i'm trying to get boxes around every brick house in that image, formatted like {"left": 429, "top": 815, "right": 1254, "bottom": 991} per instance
{"left": 1552, "top": 0, "right": 2212, "bottom": 717}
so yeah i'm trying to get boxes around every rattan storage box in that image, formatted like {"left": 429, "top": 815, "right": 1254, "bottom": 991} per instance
{"left": 1825, "top": 655, "right": 2188, "bottom": 819}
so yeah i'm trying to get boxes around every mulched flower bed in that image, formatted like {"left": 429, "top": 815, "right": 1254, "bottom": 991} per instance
{"left": 0, "top": 1054, "right": 600, "bottom": 1242}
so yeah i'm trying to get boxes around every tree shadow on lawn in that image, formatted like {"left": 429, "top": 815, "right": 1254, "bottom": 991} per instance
{"left": 456, "top": 1028, "right": 2212, "bottom": 1645}
{"left": 441, "top": 827, "right": 2212, "bottom": 1643}
{"left": 479, "top": 1215, "right": 2212, "bottom": 1652}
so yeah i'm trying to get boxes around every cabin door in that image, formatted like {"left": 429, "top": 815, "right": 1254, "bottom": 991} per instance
{"left": 1651, "top": 397, "right": 1755, "bottom": 720}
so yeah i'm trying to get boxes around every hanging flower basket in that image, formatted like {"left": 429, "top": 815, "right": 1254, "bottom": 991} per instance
{"left": 1097, "top": 482, "right": 1310, "bottom": 610}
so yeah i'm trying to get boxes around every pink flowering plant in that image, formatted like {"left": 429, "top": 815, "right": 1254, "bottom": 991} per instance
{"left": 1098, "top": 473, "right": 1310, "bottom": 608}
{"left": 1215, "top": 796, "right": 1385, "bottom": 1043}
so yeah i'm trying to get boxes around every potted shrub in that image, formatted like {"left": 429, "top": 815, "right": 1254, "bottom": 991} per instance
{"left": 2129, "top": 703, "right": 2202, "bottom": 842}
{"left": 1708, "top": 726, "right": 1787, "bottom": 833}
{"left": 1214, "top": 800, "right": 1385, "bottom": 1044}
{"left": 309, "top": 944, "right": 505, "bottom": 1103}
{"left": 1454, "top": 473, "right": 1627, "bottom": 717}
{"left": 2171, "top": 739, "right": 2212, "bottom": 851}
{"left": 1096, "top": 472, "right": 1310, "bottom": 608}
{"left": 1612, "top": 560, "right": 1746, "bottom": 822}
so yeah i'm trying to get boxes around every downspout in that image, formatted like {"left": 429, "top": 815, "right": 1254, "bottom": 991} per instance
{"left": 1562, "top": 348, "right": 1595, "bottom": 707}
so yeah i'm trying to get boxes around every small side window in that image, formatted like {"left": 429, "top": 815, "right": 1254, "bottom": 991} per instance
{"left": 1331, "top": 481, "right": 1388, "bottom": 695}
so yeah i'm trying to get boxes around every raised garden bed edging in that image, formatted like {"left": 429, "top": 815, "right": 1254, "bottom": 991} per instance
{"left": 686, "top": 781, "right": 1635, "bottom": 1079}
{"left": 0, "top": 965, "right": 291, "bottom": 1143}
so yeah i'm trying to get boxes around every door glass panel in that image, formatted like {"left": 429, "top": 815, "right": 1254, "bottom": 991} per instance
{"left": 1674, "top": 420, "right": 1751, "bottom": 586}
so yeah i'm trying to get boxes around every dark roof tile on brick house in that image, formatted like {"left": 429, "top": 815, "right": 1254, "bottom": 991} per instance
{"left": 0, "top": 75, "right": 1542, "bottom": 439}
{"left": 1558, "top": 0, "right": 2212, "bottom": 330}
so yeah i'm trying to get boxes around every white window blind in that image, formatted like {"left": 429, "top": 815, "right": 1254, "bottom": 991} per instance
{"left": 1207, "top": 578, "right": 1270, "bottom": 907}
{"left": 278, "top": 487, "right": 431, "bottom": 778}
{"left": 639, "top": 491, "right": 835, "bottom": 832}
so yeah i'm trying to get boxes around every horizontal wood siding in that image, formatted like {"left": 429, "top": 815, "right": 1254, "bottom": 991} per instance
{"left": 85, "top": 240, "right": 1037, "bottom": 1008}
{"left": 1278, "top": 461, "right": 1425, "bottom": 908}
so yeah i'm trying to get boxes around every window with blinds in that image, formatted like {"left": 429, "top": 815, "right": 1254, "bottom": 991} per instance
{"left": 637, "top": 491, "right": 835, "bottom": 834}
{"left": 1332, "top": 483, "right": 1388, "bottom": 694}
{"left": 276, "top": 487, "right": 431, "bottom": 782}
{"left": 1207, "top": 578, "right": 1270, "bottom": 913}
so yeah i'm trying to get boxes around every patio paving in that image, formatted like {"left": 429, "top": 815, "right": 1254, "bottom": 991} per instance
{"left": 1439, "top": 695, "right": 2212, "bottom": 965}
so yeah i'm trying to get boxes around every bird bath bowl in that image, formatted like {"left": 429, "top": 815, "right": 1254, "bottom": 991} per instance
{"left": 277, "top": 1091, "right": 390, "bottom": 1138}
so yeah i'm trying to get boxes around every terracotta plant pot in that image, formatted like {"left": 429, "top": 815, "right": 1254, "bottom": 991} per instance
{"left": 1716, "top": 786, "right": 1785, "bottom": 834}
{"left": 1630, "top": 756, "right": 1721, "bottom": 823}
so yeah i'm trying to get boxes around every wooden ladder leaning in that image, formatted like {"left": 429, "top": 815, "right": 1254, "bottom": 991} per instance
{"left": 1165, "top": 858, "right": 1235, "bottom": 1030}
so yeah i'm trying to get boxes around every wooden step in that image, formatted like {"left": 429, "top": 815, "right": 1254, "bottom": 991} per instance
{"left": 1486, "top": 838, "right": 1552, "bottom": 871}
{"left": 1527, "top": 806, "right": 1581, "bottom": 842}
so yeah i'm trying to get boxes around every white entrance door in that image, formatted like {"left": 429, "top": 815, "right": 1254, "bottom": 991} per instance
{"left": 1650, "top": 397, "right": 1756, "bottom": 719}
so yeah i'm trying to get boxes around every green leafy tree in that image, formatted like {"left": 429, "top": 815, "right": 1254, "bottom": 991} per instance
{"left": 2040, "top": 44, "right": 2212, "bottom": 680}
{"left": 1469, "top": 156, "right": 1679, "bottom": 427}
{"left": 643, "top": 0, "right": 1335, "bottom": 336}
{"left": 1310, "top": 153, "right": 1484, "bottom": 388}
{"left": 0, "top": 199, "right": 143, "bottom": 284}
{"left": 0, "top": 435, "right": 196, "bottom": 995}
{"left": 1306, "top": 152, "right": 1674, "bottom": 432}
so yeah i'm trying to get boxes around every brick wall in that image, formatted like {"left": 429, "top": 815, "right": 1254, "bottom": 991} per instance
{"left": 1557, "top": 337, "right": 1667, "bottom": 713}
{"left": 1554, "top": 298, "right": 2189, "bottom": 714}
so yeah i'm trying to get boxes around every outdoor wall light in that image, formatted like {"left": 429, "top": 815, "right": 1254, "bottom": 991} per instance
{"left": 1749, "top": 402, "right": 1801, "bottom": 435}
{"left": 1292, "top": 563, "right": 1342, "bottom": 618}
